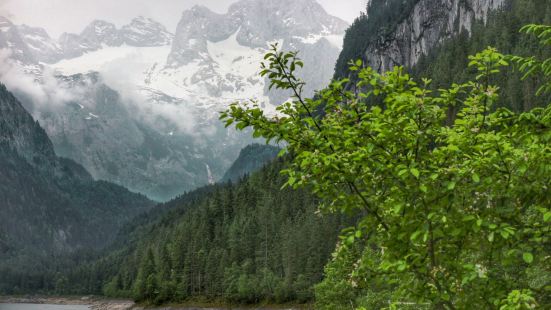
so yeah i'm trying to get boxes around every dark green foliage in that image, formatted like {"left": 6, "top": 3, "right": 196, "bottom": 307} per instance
{"left": 133, "top": 248, "right": 159, "bottom": 302}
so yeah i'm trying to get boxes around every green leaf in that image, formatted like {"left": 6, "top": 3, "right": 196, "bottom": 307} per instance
{"left": 463, "top": 215, "right": 476, "bottom": 222}
{"left": 472, "top": 173, "right": 480, "bottom": 183}
{"left": 488, "top": 232, "right": 494, "bottom": 242}
{"left": 523, "top": 252, "right": 534, "bottom": 264}
{"left": 410, "top": 168, "right": 420, "bottom": 179}
{"left": 398, "top": 169, "right": 408, "bottom": 177}
{"left": 447, "top": 181, "right": 456, "bottom": 190}
{"left": 544, "top": 211, "right": 551, "bottom": 222}
{"left": 410, "top": 230, "right": 422, "bottom": 241}
{"left": 288, "top": 176, "right": 296, "bottom": 185}
{"left": 397, "top": 262, "right": 407, "bottom": 271}
{"left": 500, "top": 231, "right": 509, "bottom": 239}
{"left": 393, "top": 204, "right": 403, "bottom": 214}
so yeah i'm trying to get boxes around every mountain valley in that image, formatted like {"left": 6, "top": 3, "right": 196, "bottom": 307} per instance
{"left": 0, "top": 0, "right": 550, "bottom": 308}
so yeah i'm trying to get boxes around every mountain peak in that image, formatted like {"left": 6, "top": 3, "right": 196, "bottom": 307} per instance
{"left": 168, "top": 0, "right": 347, "bottom": 66}
{"left": 120, "top": 16, "right": 173, "bottom": 46}
{"left": 0, "top": 16, "right": 14, "bottom": 29}
{"left": 227, "top": 0, "right": 348, "bottom": 44}
{"left": 181, "top": 5, "right": 223, "bottom": 24}
{"left": 83, "top": 19, "right": 117, "bottom": 35}
{"left": 132, "top": 15, "right": 151, "bottom": 21}
{"left": 15, "top": 24, "right": 61, "bottom": 63}
{"left": 124, "top": 16, "right": 165, "bottom": 27}
{"left": 79, "top": 19, "right": 121, "bottom": 47}
{"left": 189, "top": 4, "right": 215, "bottom": 15}
{"left": 228, "top": 0, "right": 322, "bottom": 11}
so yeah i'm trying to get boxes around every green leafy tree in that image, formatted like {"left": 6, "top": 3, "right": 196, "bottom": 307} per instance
{"left": 221, "top": 26, "right": 551, "bottom": 308}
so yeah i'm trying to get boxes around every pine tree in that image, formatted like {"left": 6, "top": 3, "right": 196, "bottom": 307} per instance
{"left": 134, "top": 248, "right": 158, "bottom": 302}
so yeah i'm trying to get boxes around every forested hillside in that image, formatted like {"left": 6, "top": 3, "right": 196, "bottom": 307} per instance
{"left": 0, "top": 84, "right": 154, "bottom": 293}
{"left": 220, "top": 143, "right": 280, "bottom": 183}
{"left": 55, "top": 159, "right": 350, "bottom": 304}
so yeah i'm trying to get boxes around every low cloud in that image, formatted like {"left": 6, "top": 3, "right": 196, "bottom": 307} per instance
{"left": 0, "top": 48, "right": 204, "bottom": 136}
{"left": 93, "top": 52, "right": 201, "bottom": 134}
{"left": 0, "top": 0, "right": 14, "bottom": 20}
{"left": 0, "top": 49, "right": 79, "bottom": 110}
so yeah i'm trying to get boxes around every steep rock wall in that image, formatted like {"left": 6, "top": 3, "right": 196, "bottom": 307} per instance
{"left": 365, "top": 0, "right": 504, "bottom": 72}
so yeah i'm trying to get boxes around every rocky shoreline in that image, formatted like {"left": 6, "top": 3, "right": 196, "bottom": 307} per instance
{"left": 0, "top": 296, "right": 134, "bottom": 310}
{"left": 0, "top": 296, "right": 305, "bottom": 310}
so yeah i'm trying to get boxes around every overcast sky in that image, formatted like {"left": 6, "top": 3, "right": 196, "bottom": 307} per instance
{"left": 0, "top": 0, "right": 367, "bottom": 38}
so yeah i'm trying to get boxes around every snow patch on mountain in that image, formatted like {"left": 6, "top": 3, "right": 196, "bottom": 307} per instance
{"left": 50, "top": 44, "right": 171, "bottom": 78}
{"left": 47, "top": 27, "right": 280, "bottom": 119}
{"left": 208, "top": 29, "right": 262, "bottom": 79}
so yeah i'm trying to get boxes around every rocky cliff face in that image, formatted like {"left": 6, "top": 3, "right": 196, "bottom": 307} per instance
{"left": 364, "top": 0, "right": 504, "bottom": 72}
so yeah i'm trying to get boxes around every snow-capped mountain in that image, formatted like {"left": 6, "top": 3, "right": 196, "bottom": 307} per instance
{"left": 0, "top": 16, "right": 49, "bottom": 64}
{"left": 0, "top": 0, "right": 347, "bottom": 201}
{"left": 59, "top": 17, "right": 173, "bottom": 60}
{"left": 168, "top": 0, "right": 346, "bottom": 66}
{"left": 0, "top": 15, "right": 174, "bottom": 63}
{"left": 121, "top": 16, "right": 174, "bottom": 46}
{"left": 160, "top": 0, "right": 346, "bottom": 103}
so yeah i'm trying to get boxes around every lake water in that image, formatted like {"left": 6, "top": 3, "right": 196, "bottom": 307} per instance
{"left": 0, "top": 304, "right": 90, "bottom": 310}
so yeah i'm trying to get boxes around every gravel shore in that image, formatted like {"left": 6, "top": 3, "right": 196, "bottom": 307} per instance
{"left": 0, "top": 296, "right": 134, "bottom": 310}
{"left": 0, "top": 296, "right": 305, "bottom": 310}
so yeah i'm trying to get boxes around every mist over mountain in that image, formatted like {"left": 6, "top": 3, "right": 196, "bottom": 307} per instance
{"left": 0, "top": 0, "right": 347, "bottom": 201}
{"left": 0, "top": 83, "right": 153, "bottom": 263}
